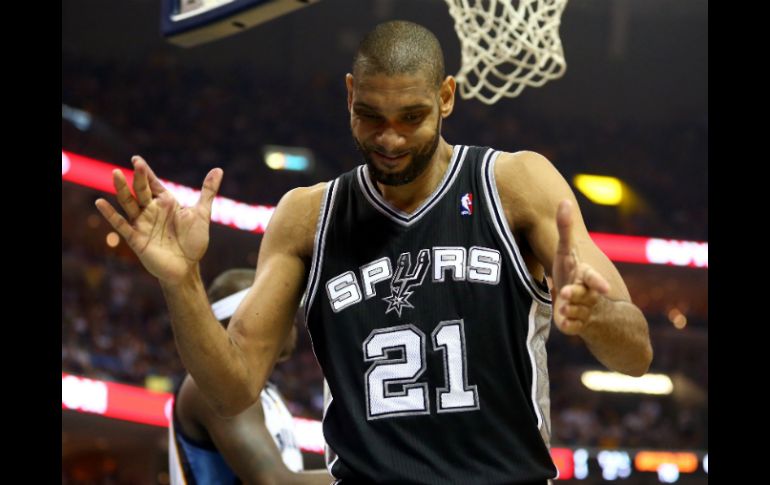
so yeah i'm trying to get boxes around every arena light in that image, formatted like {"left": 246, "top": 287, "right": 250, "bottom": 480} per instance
{"left": 635, "top": 451, "right": 699, "bottom": 473}
{"left": 597, "top": 450, "right": 632, "bottom": 480}
{"left": 550, "top": 448, "right": 574, "bottom": 480}
{"left": 644, "top": 237, "right": 708, "bottom": 268}
{"left": 292, "top": 417, "right": 325, "bottom": 455}
{"left": 61, "top": 151, "right": 275, "bottom": 234}
{"left": 61, "top": 150, "right": 708, "bottom": 268}
{"left": 263, "top": 145, "right": 313, "bottom": 172}
{"left": 145, "top": 375, "right": 174, "bottom": 393}
{"left": 62, "top": 373, "right": 108, "bottom": 414}
{"left": 574, "top": 174, "right": 624, "bottom": 205}
{"left": 62, "top": 152, "right": 71, "bottom": 175}
{"left": 62, "top": 104, "right": 93, "bottom": 131}
{"left": 573, "top": 449, "right": 589, "bottom": 480}
{"left": 657, "top": 463, "right": 680, "bottom": 483}
{"left": 589, "top": 232, "right": 707, "bottom": 268}
{"left": 105, "top": 232, "right": 120, "bottom": 248}
{"left": 62, "top": 373, "right": 324, "bottom": 453}
{"left": 580, "top": 370, "right": 673, "bottom": 395}
{"left": 62, "top": 372, "right": 170, "bottom": 427}
{"left": 62, "top": 372, "right": 708, "bottom": 471}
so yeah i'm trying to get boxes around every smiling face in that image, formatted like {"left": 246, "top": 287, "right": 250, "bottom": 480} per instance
{"left": 347, "top": 72, "right": 455, "bottom": 186}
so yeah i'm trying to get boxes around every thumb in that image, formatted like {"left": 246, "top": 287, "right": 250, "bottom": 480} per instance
{"left": 196, "top": 168, "right": 223, "bottom": 217}
{"left": 556, "top": 200, "right": 574, "bottom": 257}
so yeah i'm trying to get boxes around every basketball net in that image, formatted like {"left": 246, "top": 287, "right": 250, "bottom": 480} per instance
{"left": 444, "top": 0, "right": 569, "bottom": 104}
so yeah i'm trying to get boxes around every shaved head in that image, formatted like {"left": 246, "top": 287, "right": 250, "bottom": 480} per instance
{"left": 207, "top": 268, "right": 254, "bottom": 308}
{"left": 207, "top": 268, "right": 297, "bottom": 361}
{"left": 353, "top": 20, "right": 445, "bottom": 88}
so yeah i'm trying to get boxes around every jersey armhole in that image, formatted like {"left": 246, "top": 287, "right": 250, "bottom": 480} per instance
{"left": 301, "top": 179, "right": 339, "bottom": 323}
{"left": 480, "top": 150, "right": 552, "bottom": 305}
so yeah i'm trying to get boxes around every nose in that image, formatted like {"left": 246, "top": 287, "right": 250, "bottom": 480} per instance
{"left": 375, "top": 127, "right": 406, "bottom": 154}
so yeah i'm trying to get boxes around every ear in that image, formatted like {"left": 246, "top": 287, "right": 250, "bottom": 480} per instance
{"left": 345, "top": 73, "right": 355, "bottom": 113}
{"left": 439, "top": 76, "right": 456, "bottom": 118}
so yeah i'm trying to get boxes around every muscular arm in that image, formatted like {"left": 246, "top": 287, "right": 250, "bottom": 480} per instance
{"left": 495, "top": 151, "right": 652, "bottom": 376}
{"left": 162, "top": 185, "right": 325, "bottom": 416}
{"left": 177, "top": 377, "right": 333, "bottom": 485}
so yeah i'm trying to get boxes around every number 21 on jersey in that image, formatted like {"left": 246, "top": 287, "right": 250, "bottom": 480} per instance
{"left": 363, "top": 319, "right": 480, "bottom": 420}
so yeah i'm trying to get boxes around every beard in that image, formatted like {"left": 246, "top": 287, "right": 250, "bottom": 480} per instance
{"left": 354, "top": 117, "right": 441, "bottom": 186}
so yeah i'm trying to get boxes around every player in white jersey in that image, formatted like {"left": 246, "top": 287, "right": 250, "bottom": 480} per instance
{"left": 168, "top": 269, "right": 332, "bottom": 485}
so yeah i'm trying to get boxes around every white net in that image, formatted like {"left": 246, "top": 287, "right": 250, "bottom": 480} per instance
{"left": 444, "top": 0, "right": 569, "bottom": 104}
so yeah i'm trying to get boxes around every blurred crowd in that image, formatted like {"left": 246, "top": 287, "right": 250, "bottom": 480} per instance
{"left": 62, "top": 53, "right": 707, "bottom": 240}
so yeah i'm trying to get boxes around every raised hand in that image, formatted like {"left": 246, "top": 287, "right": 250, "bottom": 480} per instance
{"left": 94, "top": 156, "right": 223, "bottom": 284}
{"left": 551, "top": 200, "right": 610, "bottom": 335}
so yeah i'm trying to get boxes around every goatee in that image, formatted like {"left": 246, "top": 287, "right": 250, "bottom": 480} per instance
{"left": 354, "top": 118, "right": 441, "bottom": 186}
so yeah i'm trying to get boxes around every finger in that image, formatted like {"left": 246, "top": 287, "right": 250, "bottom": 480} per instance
{"left": 556, "top": 200, "right": 574, "bottom": 257}
{"left": 560, "top": 302, "right": 591, "bottom": 322}
{"left": 95, "top": 198, "right": 137, "bottom": 247}
{"left": 560, "top": 283, "right": 600, "bottom": 305}
{"left": 576, "top": 264, "right": 611, "bottom": 295}
{"left": 132, "top": 156, "right": 167, "bottom": 196}
{"left": 112, "top": 169, "right": 141, "bottom": 221}
{"left": 558, "top": 318, "right": 584, "bottom": 335}
{"left": 559, "top": 283, "right": 582, "bottom": 301}
{"left": 131, "top": 159, "right": 154, "bottom": 208}
{"left": 195, "top": 168, "right": 223, "bottom": 218}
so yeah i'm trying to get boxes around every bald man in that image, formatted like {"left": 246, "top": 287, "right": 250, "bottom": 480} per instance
{"left": 98, "top": 20, "right": 652, "bottom": 485}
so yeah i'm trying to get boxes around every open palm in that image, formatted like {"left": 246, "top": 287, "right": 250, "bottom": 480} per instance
{"left": 95, "top": 156, "right": 223, "bottom": 284}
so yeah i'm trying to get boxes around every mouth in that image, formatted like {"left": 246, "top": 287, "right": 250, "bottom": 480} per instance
{"left": 372, "top": 151, "right": 409, "bottom": 168}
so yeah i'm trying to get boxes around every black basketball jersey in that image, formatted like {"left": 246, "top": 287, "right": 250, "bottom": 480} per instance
{"left": 304, "top": 145, "right": 558, "bottom": 485}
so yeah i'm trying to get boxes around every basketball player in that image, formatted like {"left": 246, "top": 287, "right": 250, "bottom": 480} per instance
{"left": 96, "top": 20, "right": 652, "bottom": 484}
{"left": 168, "top": 268, "right": 333, "bottom": 485}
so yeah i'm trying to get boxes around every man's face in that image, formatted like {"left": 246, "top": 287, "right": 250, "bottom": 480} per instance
{"left": 347, "top": 73, "right": 447, "bottom": 186}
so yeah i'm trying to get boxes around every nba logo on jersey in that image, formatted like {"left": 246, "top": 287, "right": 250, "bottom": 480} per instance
{"left": 460, "top": 193, "right": 473, "bottom": 215}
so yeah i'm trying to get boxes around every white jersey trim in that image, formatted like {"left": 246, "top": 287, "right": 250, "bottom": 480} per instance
{"left": 304, "top": 322, "right": 337, "bottom": 478}
{"left": 527, "top": 300, "right": 558, "bottom": 480}
{"left": 323, "top": 379, "right": 340, "bottom": 478}
{"left": 167, "top": 416, "right": 188, "bottom": 485}
{"left": 303, "top": 180, "right": 338, "bottom": 323}
{"left": 356, "top": 145, "right": 468, "bottom": 227}
{"left": 261, "top": 385, "right": 304, "bottom": 472}
{"left": 527, "top": 301, "right": 545, "bottom": 430}
{"left": 211, "top": 288, "right": 249, "bottom": 321}
{"left": 481, "top": 150, "right": 552, "bottom": 305}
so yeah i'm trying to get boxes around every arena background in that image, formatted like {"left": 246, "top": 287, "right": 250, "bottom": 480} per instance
{"left": 62, "top": 0, "right": 708, "bottom": 483}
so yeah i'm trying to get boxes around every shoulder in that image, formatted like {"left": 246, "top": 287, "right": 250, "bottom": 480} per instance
{"left": 281, "top": 181, "right": 329, "bottom": 204}
{"left": 494, "top": 150, "right": 561, "bottom": 193}
{"left": 266, "top": 182, "right": 330, "bottom": 260}
{"left": 492, "top": 150, "right": 567, "bottom": 230}
{"left": 277, "top": 182, "right": 329, "bottom": 220}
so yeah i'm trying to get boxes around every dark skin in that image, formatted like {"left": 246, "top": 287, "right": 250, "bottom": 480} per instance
{"left": 175, "top": 382, "right": 332, "bottom": 485}
{"left": 94, "top": 69, "right": 651, "bottom": 420}
{"left": 174, "top": 326, "right": 333, "bottom": 485}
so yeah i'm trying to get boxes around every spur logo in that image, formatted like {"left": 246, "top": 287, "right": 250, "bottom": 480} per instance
{"left": 325, "top": 246, "right": 501, "bottom": 315}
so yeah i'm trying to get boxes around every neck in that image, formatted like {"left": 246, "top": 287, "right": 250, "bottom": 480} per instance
{"left": 375, "top": 139, "right": 454, "bottom": 213}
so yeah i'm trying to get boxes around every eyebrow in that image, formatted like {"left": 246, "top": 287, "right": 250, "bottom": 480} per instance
{"left": 353, "top": 102, "right": 432, "bottom": 113}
